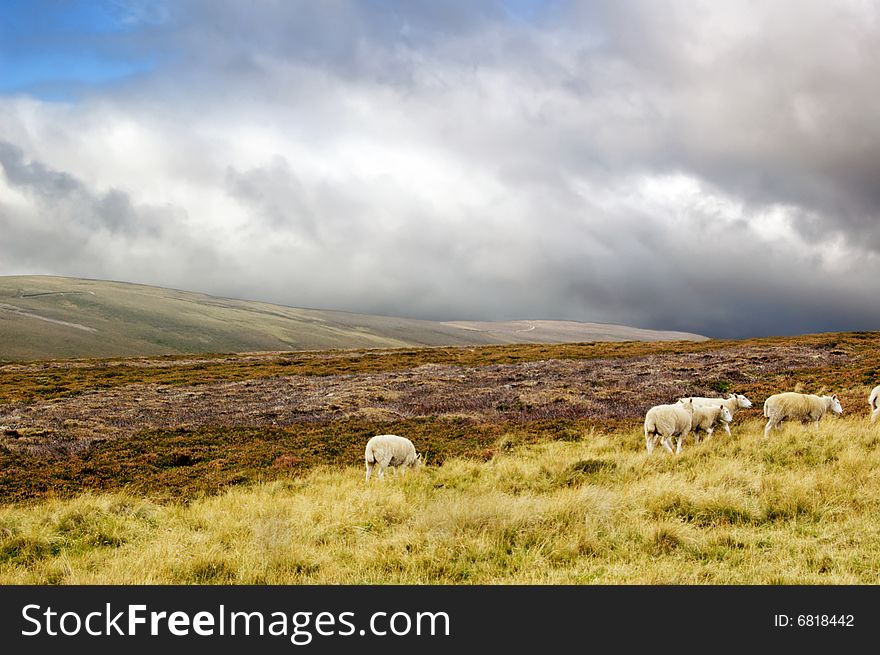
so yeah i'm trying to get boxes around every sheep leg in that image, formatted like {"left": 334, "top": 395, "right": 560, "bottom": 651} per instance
{"left": 661, "top": 437, "right": 674, "bottom": 455}
{"left": 365, "top": 461, "right": 373, "bottom": 482}
{"left": 675, "top": 437, "right": 683, "bottom": 455}
{"left": 763, "top": 418, "right": 779, "bottom": 438}
{"left": 693, "top": 431, "right": 701, "bottom": 445}
{"left": 705, "top": 426, "right": 714, "bottom": 441}
{"left": 723, "top": 423, "right": 731, "bottom": 437}
{"left": 872, "top": 408, "right": 880, "bottom": 423}
{"left": 377, "top": 466, "right": 385, "bottom": 481}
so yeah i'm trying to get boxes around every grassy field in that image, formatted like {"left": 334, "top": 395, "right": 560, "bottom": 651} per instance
{"left": 2, "top": 417, "right": 879, "bottom": 584}
{"left": 1, "top": 331, "right": 880, "bottom": 583}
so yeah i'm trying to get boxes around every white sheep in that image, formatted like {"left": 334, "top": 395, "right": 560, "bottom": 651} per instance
{"left": 869, "top": 385, "right": 880, "bottom": 423}
{"left": 762, "top": 392, "right": 843, "bottom": 437}
{"left": 644, "top": 398, "right": 695, "bottom": 455}
{"left": 678, "top": 393, "right": 753, "bottom": 437}
{"left": 364, "top": 434, "right": 422, "bottom": 481}
{"left": 689, "top": 403, "right": 734, "bottom": 443}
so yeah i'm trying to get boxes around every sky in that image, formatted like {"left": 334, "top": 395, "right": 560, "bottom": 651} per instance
{"left": 1, "top": 0, "right": 879, "bottom": 338}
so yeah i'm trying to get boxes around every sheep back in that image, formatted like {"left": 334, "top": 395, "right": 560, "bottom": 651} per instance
{"left": 691, "top": 405, "right": 728, "bottom": 432}
{"left": 365, "top": 434, "right": 418, "bottom": 467}
{"left": 763, "top": 392, "right": 827, "bottom": 422}
{"left": 645, "top": 402, "right": 693, "bottom": 438}
{"left": 682, "top": 394, "right": 751, "bottom": 416}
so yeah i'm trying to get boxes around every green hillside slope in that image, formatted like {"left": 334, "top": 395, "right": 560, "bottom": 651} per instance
{"left": 0, "top": 276, "right": 706, "bottom": 360}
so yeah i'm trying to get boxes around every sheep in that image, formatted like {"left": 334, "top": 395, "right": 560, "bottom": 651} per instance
{"left": 364, "top": 434, "right": 422, "bottom": 481}
{"left": 762, "top": 392, "right": 843, "bottom": 437}
{"left": 644, "top": 398, "right": 695, "bottom": 455}
{"left": 689, "top": 403, "right": 734, "bottom": 443}
{"left": 870, "top": 385, "right": 880, "bottom": 423}
{"left": 678, "top": 393, "right": 753, "bottom": 437}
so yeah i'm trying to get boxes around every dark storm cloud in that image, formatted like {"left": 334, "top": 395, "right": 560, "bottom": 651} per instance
{"left": 0, "top": 140, "right": 219, "bottom": 288}
{"left": 0, "top": 141, "right": 80, "bottom": 198}
{"left": 0, "top": 140, "right": 155, "bottom": 235}
{"left": 226, "top": 159, "right": 318, "bottom": 237}
{"left": 3, "top": 0, "right": 880, "bottom": 337}
{"left": 555, "top": 1, "right": 880, "bottom": 246}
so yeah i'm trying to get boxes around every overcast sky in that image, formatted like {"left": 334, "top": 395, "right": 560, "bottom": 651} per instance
{"left": 1, "top": 0, "right": 879, "bottom": 338}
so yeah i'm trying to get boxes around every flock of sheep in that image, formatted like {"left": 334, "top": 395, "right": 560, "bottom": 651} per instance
{"left": 644, "top": 391, "right": 844, "bottom": 455}
{"left": 363, "top": 385, "right": 880, "bottom": 480}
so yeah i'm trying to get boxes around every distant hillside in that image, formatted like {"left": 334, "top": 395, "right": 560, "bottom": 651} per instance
{"left": 0, "top": 276, "right": 706, "bottom": 360}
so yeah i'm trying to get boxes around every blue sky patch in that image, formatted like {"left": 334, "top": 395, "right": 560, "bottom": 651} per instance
{"left": 0, "top": 0, "right": 157, "bottom": 99}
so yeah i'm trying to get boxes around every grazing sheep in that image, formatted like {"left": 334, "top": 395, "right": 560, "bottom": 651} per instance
{"left": 870, "top": 385, "right": 880, "bottom": 423}
{"left": 763, "top": 392, "right": 843, "bottom": 437}
{"left": 365, "top": 434, "right": 422, "bottom": 482}
{"left": 689, "top": 404, "right": 734, "bottom": 443}
{"left": 644, "top": 398, "right": 695, "bottom": 455}
{"left": 678, "top": 393, "right": 753, "bottom": 436}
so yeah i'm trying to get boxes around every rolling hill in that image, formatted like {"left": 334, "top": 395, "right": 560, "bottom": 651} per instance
{"left": 0, "top": 276, "right": 706, "bottom": 360}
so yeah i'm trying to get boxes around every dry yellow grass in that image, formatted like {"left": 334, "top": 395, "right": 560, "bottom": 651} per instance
{"left": 2, "top": 416, "right": 880, "bottom": 584}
